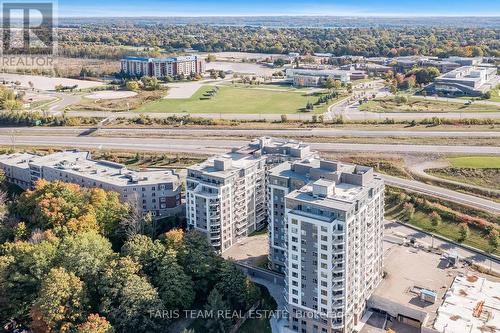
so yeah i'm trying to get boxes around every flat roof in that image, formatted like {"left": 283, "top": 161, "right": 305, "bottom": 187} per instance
{"left": 0, "top": 151, "right": 178, "bottom": 186}
{"left": 434, "top": 275, "right": 500, "bottom": 333}
{"left": 188, "top": 152, "right": 264, "bottom": 179}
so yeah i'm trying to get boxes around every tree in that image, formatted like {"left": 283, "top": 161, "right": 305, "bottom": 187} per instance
{"left": 141, "top": 76, "right": 161, "bottom": 90}
{"left": 155, "top": 250, "right": 195, "bottom": 311}
{"left": 77, "top": 314, "right": 114, "bottom": 333}
{"left": 273, "top": 58, "right": 285, "bottom": 67}
{"left": 429, "top": 211, "right": 442, "bottom": 228}
{"left": 125, "top": 80, "right": 140, "bottom": 91}
{"left": 56, "top": 231, "right": 116, "bottom": 297}
{"left": 215, "top": 260, "right": 261, "bottom": 311}
{"left": 121, "top": 234, "right": 164, "bottom": 276}
{"left": 324, "top": 78, "right": 335, "bottom": 90}
{"left": 98, "top": 257, "right": 163, "bottom": 333}
{"left": 35, "top": 267, "right": 88, "bottom": 332}
{"left": 0, "top": 239, "right": 58, "bottom": 322}
{"left": 402, "top": 202, "right": 415, "bottom": 221}
{"left": 206, "top": 54, "right": 216, "bottom": 63}
{"left": 488, "top": 229, "right": 498, "bottom": 251}
{"left": 176, "top": 231, "right": 222, "bottom": 302}
{"left": 15, "top": 180, "right": 128, "bottom": 239}
{"left": 203, "top": 288, "right": 231, "bottom": 333}
{"left": 163, "top": 228, "right": 184, "bottom": 250}
{"left": 458, "top": 223, "right": 470, "bottom": 242}
{"left": 394, "top": 95, "right": 408, "bottom": 104}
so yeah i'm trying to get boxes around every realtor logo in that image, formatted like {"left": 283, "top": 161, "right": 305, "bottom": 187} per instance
{"left": 1, "top": 2, "right": 55, "bottom": 55}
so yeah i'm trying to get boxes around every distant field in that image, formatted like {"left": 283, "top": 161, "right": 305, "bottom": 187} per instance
{"left": 447, "top": 156, "right": 500, "bottom": 169}
{"left": 359, "top": 96, "right": 500, "bottom": 113}
{"left": 137, "top": 85, "right": 330, "bottom": 114}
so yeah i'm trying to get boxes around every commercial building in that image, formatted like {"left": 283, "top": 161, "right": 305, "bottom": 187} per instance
{"left": 0, "top": 151, "right": 182, "bottom": 217}
{"left": 286, "top": 68, "right": 351, "bottom": 87}
{"left": 186, "top": 137, "right": 312, "bottom": 253}
{"left": 280, "top": 158, "right": 385, "bottom": 333}
{"left": 429, "top": 66, "right": 499, "bottom": 96}
{"left": 120, "top": 55, "right": 205, "bottom": 78}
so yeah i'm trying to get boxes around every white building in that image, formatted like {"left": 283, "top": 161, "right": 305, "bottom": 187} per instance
{"left": 430, "top": 66, "right": 499, "bottom": 96}
{"left": 277, "top": 158, "right": 384, "bottom": 333}
{"left": 0, "top": 151, "right": 182, "bottom": 217}
{"left": 285, "top": 68, "right": 351, "bottom": 87}
{"left": 186, "top": 137, "right": 312, "bottom": 252}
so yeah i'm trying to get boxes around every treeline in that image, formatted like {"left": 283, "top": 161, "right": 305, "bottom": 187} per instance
{"left": 57, "top": 24, "right": 500, "bottom": 59}
{"left": 0, "top": 179, "right": 262, "bottom": 332}
{"left": 0, "top": 111, "right": 99, "bottom": 127}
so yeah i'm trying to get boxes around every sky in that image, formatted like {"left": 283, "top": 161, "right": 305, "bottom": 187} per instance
{"left": 57, "top": 0, "right": 500, "bottom": 17}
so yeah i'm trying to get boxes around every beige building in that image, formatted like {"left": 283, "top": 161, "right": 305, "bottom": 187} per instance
{"left": 0, "top": 151, "right": 182, "bottom": 217}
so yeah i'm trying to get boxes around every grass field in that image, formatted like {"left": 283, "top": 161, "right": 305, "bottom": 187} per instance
{"left": 137, "top": 85, "right": 330, "bottom": 114}
{"left": 359, "top": 96, "right": 500, "bottom": 113}
{"left": 446, "top": 156, "right": 500, "bottom": 169}
{"left": 427, "top": 168, "right": 500, "bottom": 191}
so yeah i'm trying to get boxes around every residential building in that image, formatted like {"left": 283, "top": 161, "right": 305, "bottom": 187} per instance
{"left": 269, "top": 158, "right": 384, "bottom": 333}
{"left": 429, "top": 66, "right": 499, "bottom": 96}
{"left": 120, "top": 55, "right": 205, "bottom": 78}
{"left": 0, "top": 151, "right": 182, "bottom": 217}
{"left": 186, "top": 137, "right": 312, "bottom": 252}
{"left": 286, "top": 68, "right": 351, "bottom": 87}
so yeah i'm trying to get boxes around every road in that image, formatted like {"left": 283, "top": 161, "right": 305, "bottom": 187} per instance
{"left": 380, "top": 174, "right": 500, "bottom": 214}
{"left": 2, "top": 134, "right": 499, "bottom": 213}
{"left": 385, "top": 220, "right": 500, "bottom": 273}
{"left": 3, "top": 134, "right": 500, "bottom": 155}
{"left": 2, "top": 126, "right": 499, "bottom": 138}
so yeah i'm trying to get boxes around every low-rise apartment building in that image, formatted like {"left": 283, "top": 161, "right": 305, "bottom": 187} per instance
{"left": 0, "top": 151, "right": 182, "bottom": 217}
{"left": 186, "top": 137, "right": 312, "bottom": 252}
{"left": 275, "top": 158, "right": 384, "bottom": 333}
{"left": 120, "top": 55, "right": 205, "bottom": 78}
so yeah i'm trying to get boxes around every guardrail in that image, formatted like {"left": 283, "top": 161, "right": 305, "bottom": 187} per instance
{"left": 234, "top": 262, "right": 285, "bottom": 286}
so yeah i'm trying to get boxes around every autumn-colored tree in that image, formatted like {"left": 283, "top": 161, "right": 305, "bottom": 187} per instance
{"left": 76, "top": 314, "right": 114, "bottom": 333}
{"left": 0, "top": 239, "right": 58, "bottom": 321}
{"left": 35, "top": 267, "right": 88, "bottom": 332}
{"left": 163, "top": 228, "right": 184, "bottom": 250}
{"left": 15, "top": 180, "right": 128, "bottom": 239}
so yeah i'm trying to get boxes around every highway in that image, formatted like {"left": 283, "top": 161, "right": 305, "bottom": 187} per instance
{"left": 380, "top": 174, "right": 500, "bottom": 215}
{"left": 2, "top": 126, "right": 499, "bottom": 138}
{"left": 2, "top": 134, "right": 500, "bottom": 155}
{"left": 1, "top": 134, "right": 498, "bottom": 214}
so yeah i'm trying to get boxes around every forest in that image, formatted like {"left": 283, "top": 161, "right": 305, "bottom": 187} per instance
{"left": 56, "top": 23, "right": 500, "bottom": 59}
{"left": 0, "top": 178, "right": 262, "bottom": 333}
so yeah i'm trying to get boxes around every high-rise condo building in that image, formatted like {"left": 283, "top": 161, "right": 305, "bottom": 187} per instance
{"left": 269, "top": 158, "right": 384, "bottom": 333}
{"left": 185, "top": 137, "right": 312, "bottom": 252}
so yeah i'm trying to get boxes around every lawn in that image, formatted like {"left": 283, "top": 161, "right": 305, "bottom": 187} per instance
{"left": 359, "top": 96, "right": 500, "bottom": 113}
{"left": 447, "top": 156, "right": 500, "bottom": 169}
{"left": 137, "top": 85, "right": 330, "bottom": 114}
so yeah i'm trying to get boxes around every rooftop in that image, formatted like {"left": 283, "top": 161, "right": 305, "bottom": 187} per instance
{"left": 0, "top": 151, "right": 179, "bottom": 186}
{"left": 188, "top": 151, "right": 264, "bottom": 179}
{"left": 434, "top": 275, "right": 500, "bottom": 333}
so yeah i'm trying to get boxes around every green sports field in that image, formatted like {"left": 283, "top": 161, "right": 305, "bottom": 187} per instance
{"left": 137, "top": 85, "right": 330, "bottom": 114}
